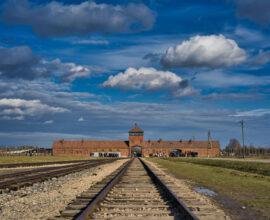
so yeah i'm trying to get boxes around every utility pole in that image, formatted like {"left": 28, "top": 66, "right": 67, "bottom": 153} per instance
{"left": 240, "top": 120, "right": 245, "bottom": 159}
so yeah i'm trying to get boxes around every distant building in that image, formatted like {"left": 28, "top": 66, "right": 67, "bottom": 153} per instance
{"left": 53, "top": 124, "right": 220, "bottom": 157}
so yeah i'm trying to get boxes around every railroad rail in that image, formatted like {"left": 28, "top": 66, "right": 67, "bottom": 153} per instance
{"left": 52, "top": 158, "right": 198, "bottom": 220}
{"left": 0, "top": 159, "right": 118, "bottom": 191}
{"left": 0, "top": 160, "right": 97, "bottom": 169}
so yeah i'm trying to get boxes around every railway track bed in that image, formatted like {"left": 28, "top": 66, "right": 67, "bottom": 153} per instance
{"left": 52, "top": 158, "right": 199, "bottom": 220}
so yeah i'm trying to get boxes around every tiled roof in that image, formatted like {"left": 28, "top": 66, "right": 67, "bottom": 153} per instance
{"left": 143, "top": 140, "right": 220, "bottom": 148}
{"left": 129, "top": 124, "right": 144, "bottom": 133}
{"left": 54, "top": 140, "right": 129, "bottom": 148}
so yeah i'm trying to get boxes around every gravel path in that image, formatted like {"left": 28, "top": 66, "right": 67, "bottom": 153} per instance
{"left": 0, "top": 159, "right": 128, "bottom": 220}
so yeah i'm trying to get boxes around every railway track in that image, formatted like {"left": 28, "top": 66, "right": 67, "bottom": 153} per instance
{"left": 52, "top": 158, "right": 198, "bottom": 220}
{"left": 0, "top": 159, "right": 118, "bottom": 192}
{"left": 0, "top": 160, "right": 95, "bottom": 169}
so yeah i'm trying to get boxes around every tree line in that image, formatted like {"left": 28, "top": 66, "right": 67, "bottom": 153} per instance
{"left": 222, "top": 139, "right": 270, "bottom": 156}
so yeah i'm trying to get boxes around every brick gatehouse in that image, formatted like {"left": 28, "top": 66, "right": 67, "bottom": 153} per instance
{"left": 53, "top": 124, "right": 220, "bottom": 157}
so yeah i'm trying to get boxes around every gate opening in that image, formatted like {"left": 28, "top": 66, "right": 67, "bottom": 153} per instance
{"left": 131, "top": 146, "right": 142, "bottom": 157}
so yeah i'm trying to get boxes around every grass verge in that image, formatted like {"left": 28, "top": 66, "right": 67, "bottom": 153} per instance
{"left": 162, "top": 157, "right": 270, "bottom": 176}
{"left": 0, "top": 156, "right": 99, "bottom": 164}
{"left": 147, "top": 158, "right": 270, "bottom": 218}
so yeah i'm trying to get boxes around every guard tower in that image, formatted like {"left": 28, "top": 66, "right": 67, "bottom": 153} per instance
{"left": 129, "top": 123, "right": 144, "bottom": 156}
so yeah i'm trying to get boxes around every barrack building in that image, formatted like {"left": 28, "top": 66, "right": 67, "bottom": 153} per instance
{"left": 53, "top": 124, "right": 220, "bottom": 157}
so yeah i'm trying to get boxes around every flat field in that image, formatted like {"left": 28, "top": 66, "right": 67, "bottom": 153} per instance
{"left": 165, "top": 157, "right": 270, "bottom": 176}
{"left": 0, "top": 156, "right": 98, "bottom": 164}
{"left": 147, "top": 158, "right": 270, "bottom": 219}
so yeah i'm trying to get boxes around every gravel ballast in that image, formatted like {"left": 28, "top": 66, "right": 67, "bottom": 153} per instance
{"left": 0, "top": 159, "right": 128, "bottom": 220}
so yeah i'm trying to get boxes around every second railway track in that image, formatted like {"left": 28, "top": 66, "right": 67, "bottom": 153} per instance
{"left": 0, "top": 159, "right": 118, "bottom": 191}
{"left": 54, "top": 158, "right": 198, "bottom": 220}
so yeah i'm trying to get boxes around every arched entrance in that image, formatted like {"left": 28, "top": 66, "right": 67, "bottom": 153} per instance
{"left": 131, "top": 146, "right": 142, "bottom": 157}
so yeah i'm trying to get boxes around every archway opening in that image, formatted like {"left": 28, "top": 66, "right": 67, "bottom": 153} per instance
{"left": 131, "top": 146, "right": 142, "bottom": 157}
{"left": 169, "top": 149, "right": 185, "bottom": 157}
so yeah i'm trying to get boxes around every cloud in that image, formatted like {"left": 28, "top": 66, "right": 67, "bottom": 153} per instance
{"left": 0, "top": 98, "right": 69, "bottom": 120}
{"left": 0, "top": 46, "right": 91, "bottom": 82}
{"left": 194, "top": 70, "right": 270, "bottom": 88}
{"left": 161, "top": 35, "right": 247, "bottom": 69}
{"left": 1, "top": 0, "right": 155, "bottom": 37}
{"left": 103, "top": 67, "right": 182, "bottom": 91}
{"left": 42, "top": 58, "right": 91, "bottom": 82}
{"left": 171, "top": 87, "right": 200, "bottom": 98}
{"left": 233, "top": 0, "right": 270, "bottom": 26}
{"left": 72, "top": 40, "right": 109, "bottom": 45}
{"left": 143, "top": 53, "right": 161, "bottom": 63}
{"left": 0, "top": 46, "right": 42, "bottom": 80}
{"left": 202, "top": 92, "right": 265, "bottom": 102}
{"left": 44, "top": 120, "right": 54, "bottom": 124}
{"left": 102, "top": 67, "right": 198, "bottom": 98}
{"left": 78, "top": 117, "right": 84, "bottom": 122}
{"left": 250, "top": 49, "right": 270, "bottom": 65}
{"left": 233, "top": 109, "right": 270, "bottom": 117}
{"left": 0, "top": 79, "right": 269, "bottom": 148}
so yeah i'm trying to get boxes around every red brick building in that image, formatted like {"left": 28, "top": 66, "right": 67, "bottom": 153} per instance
{"left": 53, "top": 124, "right": 220, "bottom": 157}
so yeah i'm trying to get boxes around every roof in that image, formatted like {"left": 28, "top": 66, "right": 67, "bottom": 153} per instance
{"left": 129, "top": 123, "right": 144, "bottom": 133}
{"left": 143, "top": 140, "right": 220, "bottom": 149}
{"left": 53, "top": 140, "right": 129, "bottom": 148}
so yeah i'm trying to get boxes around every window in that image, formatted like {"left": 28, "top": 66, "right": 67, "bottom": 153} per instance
{"left": 56, "top": 150, "right": 58, "bottom": 154}
{"left": 85, "top": 150, "right": 88, "bottom": 154}
{"left": 70, "top": 150, "right": 73, "bottom": 154}
{"left": 62, "top": 150, "right": 65, "bottom": 154}
{"left": 140, "top": 140, "right": 142, "bottom": 143}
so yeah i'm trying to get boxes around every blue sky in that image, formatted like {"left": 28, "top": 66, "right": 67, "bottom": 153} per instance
{"left": 0, "top": 0, "right": 269, "bottom": 148}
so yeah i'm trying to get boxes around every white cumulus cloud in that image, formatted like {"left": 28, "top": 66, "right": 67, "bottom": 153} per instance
{"left": 102, "top": 67, "right": 198, "bottom": 98}
{"left": 103, "top": 67, "right": 182, "bottom": 91}
{"left": 161, "top": 34, "right": 247, "bottom": 69}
